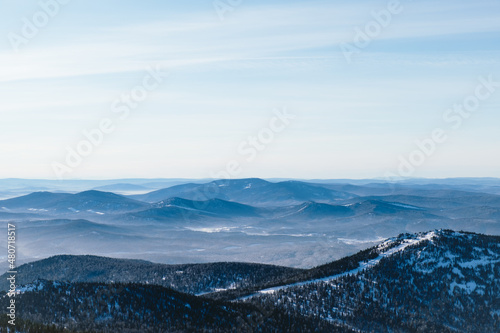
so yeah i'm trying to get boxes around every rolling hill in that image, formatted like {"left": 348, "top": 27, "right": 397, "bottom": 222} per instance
{"left": 0, "top": 190, "right": 148, "bottom": 213}
{"left": 131, "top": 178, "right": 356, "bottom": 206}
{"left": 0, "top": 255, "right": 302, "bottom": 295}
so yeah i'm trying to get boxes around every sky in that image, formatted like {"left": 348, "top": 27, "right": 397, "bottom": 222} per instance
{"left": 0, "top": 0, "right": 499, "bottom": 180}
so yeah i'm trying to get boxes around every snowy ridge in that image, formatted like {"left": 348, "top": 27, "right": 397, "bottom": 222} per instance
{"left": 242, "top": 231, "right": 438, "bottom": 298}
{"left": 246, "top": 230, "right": 500, "bottom": 332}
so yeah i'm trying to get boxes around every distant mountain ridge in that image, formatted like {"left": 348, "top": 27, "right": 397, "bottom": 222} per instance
{"left": 0, "top": 190, "right": 147, "bottom": 213}
{"left": 92, "top": 183, "right": 153, "bottom": 193}
{"left": 130, "top": 178, "right": 356, "bottom": 206}
{"left": 154, "top": 197, "right": 260, "bottom": 216}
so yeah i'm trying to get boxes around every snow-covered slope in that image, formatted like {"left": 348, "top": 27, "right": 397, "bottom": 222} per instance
{"left": 246, "top": 230, "right": 500, "bottom": 332}
{"left": 248, "top": 231, "right": 438, "bottom": 297}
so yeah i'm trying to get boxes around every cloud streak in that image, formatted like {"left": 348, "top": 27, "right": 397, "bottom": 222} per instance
{"left": 0, "top": 0, "right": 499, "bottom": 178}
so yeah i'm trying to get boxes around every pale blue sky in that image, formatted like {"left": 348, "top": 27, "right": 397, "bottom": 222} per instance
{"left": 1, "top": 0, "right": 499, "bottom": 179}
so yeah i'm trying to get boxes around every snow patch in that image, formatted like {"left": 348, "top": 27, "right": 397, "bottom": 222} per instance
{"left": 389, "top": 202, "right": 424, "bottom": 210}
{"left": 449, "top": 281, "right": 480, "bottom": 295}
{"left": 459, "top": 258, "right": 500, "bottom": 268}
{"left": 339, "top": 237, "right": 385, "bottom": 245}
{"left": 87, "top": 209, "right": 105, "bottom": 215}
{"left": 185, "top": 226, "right": 235, "bottom": 233}
{"left": 452, "top": 267, "right": 464, "bottom": 278}
{"left": 28, "top": 208, "right": 48, "bottom": 212}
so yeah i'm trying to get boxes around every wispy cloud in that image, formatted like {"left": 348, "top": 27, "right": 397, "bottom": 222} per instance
{"left": 0, "top": 0, "right": 499, "bottom": 178}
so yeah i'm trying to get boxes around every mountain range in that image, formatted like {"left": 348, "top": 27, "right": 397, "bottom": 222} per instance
{"left": 1, "top": 178, "right": 500, "bottom": 269}
{"left": 0, "top": 178, "right": 499, "bottom": 331}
